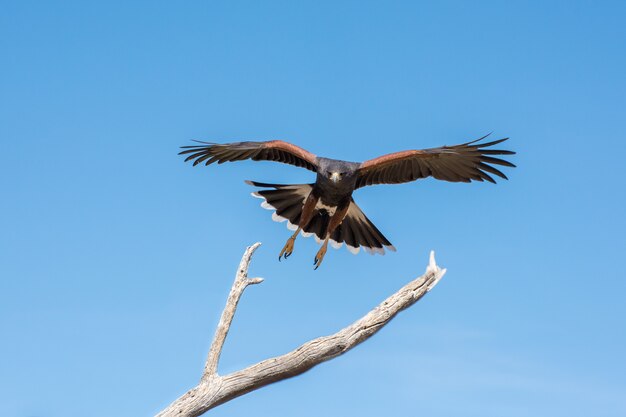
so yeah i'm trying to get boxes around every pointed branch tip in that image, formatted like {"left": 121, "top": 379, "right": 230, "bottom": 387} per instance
{"left": 247, "top": 242, "right": 262, "bottom": 254}
{"left": 427, "top": 250, "right": 439, "bottom": 274}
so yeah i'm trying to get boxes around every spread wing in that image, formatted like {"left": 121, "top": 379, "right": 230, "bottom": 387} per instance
{"left": 179, "top": 140, "right": 318, "bottom": 172}
{"left": 355, "top": 135, "right": 515, "bottom": 189}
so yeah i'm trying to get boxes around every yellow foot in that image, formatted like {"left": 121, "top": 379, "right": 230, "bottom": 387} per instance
{"left": 313, "top": 244, "right": 328, "bottom": 270}
{"left": 279, "top": 237, "right": 296, "bottom": 261}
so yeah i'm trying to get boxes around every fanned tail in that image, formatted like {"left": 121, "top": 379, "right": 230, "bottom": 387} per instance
{"left": 247, "top": 181, "right": 395, "bottom": 255}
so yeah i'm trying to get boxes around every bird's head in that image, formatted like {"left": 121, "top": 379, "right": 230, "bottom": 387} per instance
{"left": 317, "top": 158, "right": 360, "bottom": 185}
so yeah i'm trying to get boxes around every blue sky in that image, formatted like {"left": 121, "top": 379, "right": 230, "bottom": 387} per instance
{"left": 1, "top": 1, "right": 625, "bottom": 416}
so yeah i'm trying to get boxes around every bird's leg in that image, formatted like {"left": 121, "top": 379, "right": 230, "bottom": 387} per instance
{"left": 313, "top": 239, "right": 329, "bottom": 270}
{"left": 279, "top": 192, "right": 319, "bottom": 261}
{"left": 313, "top": 202, "right": 350, "bottom": 270}
{"left": 279, "top": 228, "right": 300, "bottom": 260}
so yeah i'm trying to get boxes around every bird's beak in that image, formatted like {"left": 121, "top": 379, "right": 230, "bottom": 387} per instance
{"left": 330, "top": 172, "right": 341, "bottom": 183}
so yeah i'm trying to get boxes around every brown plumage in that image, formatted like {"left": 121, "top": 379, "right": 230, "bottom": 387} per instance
{"left": 180, "top": 134, "right": 515, "bottom": 269}
{"left": 181, "top": 140, "right": 317, "bottom": 171}
{"left": 356, "top": 136, "right": 514, "bottom": 187}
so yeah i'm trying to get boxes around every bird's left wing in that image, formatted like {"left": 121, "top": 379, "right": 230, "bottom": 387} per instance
{"left": 355, "top": 135, "right": 515, "bottom": 189}
{"left": 179, "top": 140, "right": 318, "bottom": 172}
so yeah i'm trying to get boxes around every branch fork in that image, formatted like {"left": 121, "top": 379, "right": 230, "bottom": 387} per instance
{"left": 156, "top": 244, "right": 446, "bottom": 417}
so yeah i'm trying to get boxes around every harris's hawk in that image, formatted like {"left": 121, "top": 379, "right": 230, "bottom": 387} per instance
{"left": 180, "top": 135, "right": 515, "bottom": 268}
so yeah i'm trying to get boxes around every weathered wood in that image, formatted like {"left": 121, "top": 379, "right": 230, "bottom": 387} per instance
{"left": 155, "top": 244, "right": 446, "bottom": 417}
{"left": 203, "top": 243, "right": 263, "bottom": 381}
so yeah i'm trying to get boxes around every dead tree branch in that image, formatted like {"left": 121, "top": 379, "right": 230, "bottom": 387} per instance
{"left": 155, "top": 243, "right": 446, "bottom": 417}
{"left": 203, "top": 243, "right": 264, "bottom": 381}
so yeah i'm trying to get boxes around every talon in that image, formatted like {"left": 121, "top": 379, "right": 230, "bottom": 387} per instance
{"left": 313, "top": 243, "right": 328, "bottom": 270}
{"left": 313, "top": 258, "right": 323, "bottom": 269}
{"left": 279, "top": 236, "right": 296, "bottom": 261}
{"left": 313, "top": 256, "right": 323, "bottom": 270}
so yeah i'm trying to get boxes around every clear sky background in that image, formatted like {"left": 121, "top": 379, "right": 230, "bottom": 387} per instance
{"left": 1, "top": 1, "right": 625, "bottom": 416}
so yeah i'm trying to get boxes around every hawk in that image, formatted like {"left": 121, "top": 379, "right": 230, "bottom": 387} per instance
{"left": 180, "top": 135, "right": 515, "bottom": 269}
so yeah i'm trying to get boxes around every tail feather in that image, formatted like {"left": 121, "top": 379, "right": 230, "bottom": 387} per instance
{"left": 304, "top": 211, "right": 331, "bottom": 243}
{"left": 247, "top": 181, "right": 395, "bottom": 255}
{"left": 247, "top": 180, "right": 313, "bottom": 232}
{"left": 331, "top": 200, "right": 395, "bottom": 255}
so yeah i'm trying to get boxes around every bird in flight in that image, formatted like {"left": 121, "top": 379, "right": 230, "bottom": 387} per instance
{"left": 180, "top": 135, "right": 515, "bottom": 269}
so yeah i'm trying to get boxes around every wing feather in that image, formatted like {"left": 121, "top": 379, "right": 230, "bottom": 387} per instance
{"left": 180, "top": 140, "right": 318, "bottom": 172}
{"left": 355, "top": 135, "right": 515, "bottom": 188}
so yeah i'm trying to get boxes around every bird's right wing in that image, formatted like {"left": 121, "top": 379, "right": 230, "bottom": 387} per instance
{"left": 355, "top": 135, "right": 515, "bottom": 189}
{"left": 179, "top": 140, "right": 318, "bottom": 172}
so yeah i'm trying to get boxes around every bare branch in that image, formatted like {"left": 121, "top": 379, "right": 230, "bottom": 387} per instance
{"left": 203, "top": 242, "right": 263, "bottom": 380}
{"left": 156, "top": 246, "right": 446, "bottom": 417}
